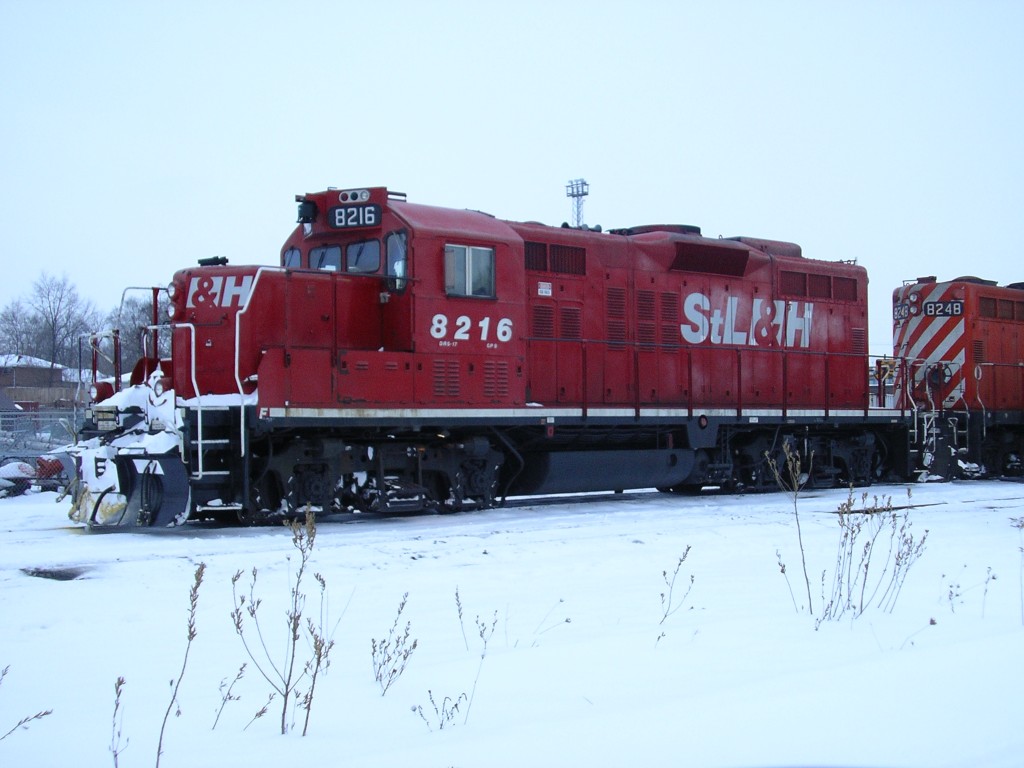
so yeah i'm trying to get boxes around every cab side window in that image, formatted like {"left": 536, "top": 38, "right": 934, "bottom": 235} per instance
{"left": 283, "top": 247, "right": 301, "bottom": 268}
{"left": 445, "top": 244, "right": 495, "bottom": 297}
{"left": 386, "top": 231, "right": 408, "bottom": 290}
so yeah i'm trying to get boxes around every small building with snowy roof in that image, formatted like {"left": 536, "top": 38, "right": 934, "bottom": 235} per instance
{"left": 0, "top": 355, "right": 67, "bottom": 388}
{"left": 0, "top": 354, "right": 84, "bottom": 408}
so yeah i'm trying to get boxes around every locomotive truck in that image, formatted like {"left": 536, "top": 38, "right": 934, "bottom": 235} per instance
{"left": 64, "top": 187, "right": 1024, "bottom": 528}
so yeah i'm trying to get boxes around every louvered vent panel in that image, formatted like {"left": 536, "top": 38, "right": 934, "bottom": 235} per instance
{"left": 636, "top": 290, "right": 657, "bottom": 348}
{"left": 433, "top": 360, "right": 461, "bottom": 397}
{"left": 607, "top": 287, "right": 627, "bottom": 344}
{"left": 532, "top": 305, "right": 555, "bottom": 338}
{"left": 850, "top": 328, "right": 867, "bottom": 354}
{"left": 560, "top": 306, "right": 582, "bottom": 339}
{"left": 637, "top": 290, "right": 656, "bottom": 319}
{"left": 483, "top": 360, "right": 510, "bottom": 399}
{"left": 973, "top": 340, "right": 986, "bottom": 364}
{"left": 638, "top": 323, "right": 657, "bottom": 348}
{"left": 660, "top": 292, "right": 679, "bottom": 346}
{"left": 660, "top": 292, "right": 679, "bottom": 322}
{"left": 606, "top": 287, "right": 626, "bottom": 317}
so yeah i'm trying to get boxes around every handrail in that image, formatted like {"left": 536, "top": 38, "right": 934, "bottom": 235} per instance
{"left": 974, "top": 363, "right": 989, "bottom": 442}
{"left": 233, "top": 267, "right": 284, "bottom": 456}
{"left": 176, "top": 322, "right": 209, "bottom": 478}
{"left": 234, "top": 266, "right": 283, "bottom": 397}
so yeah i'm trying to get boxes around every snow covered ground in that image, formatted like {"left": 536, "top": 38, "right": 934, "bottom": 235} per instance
{"left": 1, "top": 481, "right": 1022, "bottom": 767}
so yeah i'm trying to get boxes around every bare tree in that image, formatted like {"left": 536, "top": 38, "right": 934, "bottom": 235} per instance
{"left": 104, "top": 293, "right": 171, "bottom": 374}
{"left": 28, "top": 273, "right": 100, "bottom": 375}
{"left": 0, "top": 299, "right": 34, "bottom": 356}
{"left": 2, "top": 274, "right": 167, "bottom": 381}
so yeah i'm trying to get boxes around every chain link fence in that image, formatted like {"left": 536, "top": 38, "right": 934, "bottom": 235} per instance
{"left": 0, "top": 409, "right": 84, "bottom": 497}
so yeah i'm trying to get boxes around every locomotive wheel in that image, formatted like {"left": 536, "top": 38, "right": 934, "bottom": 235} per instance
{"left": 344, "top": 474, "right": 397, "bottom": 513}
{"left": 286, "top": 463, "right": 331, "bottom": 514}
{"left": 240, "top": 470, "right": 284, "bottom": 525}
{"left": 339, "top": 473, "right": 372, "bottom": 513}
{"left": 462, "top": 459, "right": 498, "bottom": 505}
{"left": 765, "top": 449, "right": 812, "bottom": 492}
{"left": 423, "top": 470, "right": 461, "bottom": 513}
{"left": 444, "top": 469, "right": 467, "bottom": 512}
{"left": 733, "top": 446, "right": 770, "bottom": 491}
{"left": 354, "top": 475, "right": 386, "bottom": 513}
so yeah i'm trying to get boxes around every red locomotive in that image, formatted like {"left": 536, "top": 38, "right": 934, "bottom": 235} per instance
{"left": 65, "top": 187, "right": 1022, "bottom": 528}
{"left": 893, "top": 275, "right": 1024, "bottom": 477}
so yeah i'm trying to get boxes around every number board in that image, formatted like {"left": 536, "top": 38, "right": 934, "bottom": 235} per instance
{"left": 329, "top": 204, "right": 382, "bottom": 229}
{"left": 923, "top": 300, "right": 963, "bottom": 317}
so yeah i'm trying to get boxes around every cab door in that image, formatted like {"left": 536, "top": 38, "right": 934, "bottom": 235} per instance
{"left": 380, "top": 230, "right": 414, "bottom": 352}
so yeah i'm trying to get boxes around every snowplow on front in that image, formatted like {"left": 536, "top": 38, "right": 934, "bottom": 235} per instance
{"left": 68, "top": 370, "right": 191, "bottom": 527}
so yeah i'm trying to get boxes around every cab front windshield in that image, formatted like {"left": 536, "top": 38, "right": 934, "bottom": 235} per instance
{"left": 282, "top": 232, "right": 405, "bottom": 280}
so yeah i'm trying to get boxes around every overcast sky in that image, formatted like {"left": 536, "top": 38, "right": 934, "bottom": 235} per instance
{"left": 2, "top": 0, "right": 1021, "bottom": 354}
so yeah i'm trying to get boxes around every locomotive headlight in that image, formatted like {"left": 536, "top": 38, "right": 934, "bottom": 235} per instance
{"left": 909, "top": 292, "right": 920, "bottom": 303}
{"left": 167, "top": 282, "right": 177, "bottom": 300}
{"left": 168, "top": 303, "right": 177, "bottom": 319}
{"left": 90, "top": 381, "right": 114, "bottom": 403}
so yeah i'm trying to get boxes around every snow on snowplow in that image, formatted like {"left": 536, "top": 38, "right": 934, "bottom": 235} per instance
{"left": 67, "top": 370, "right": 191, "bottom": 529}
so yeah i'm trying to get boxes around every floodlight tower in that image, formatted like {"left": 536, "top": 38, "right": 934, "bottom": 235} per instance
{"left": 566, "top": 178, "right": 589, "bottom": 228}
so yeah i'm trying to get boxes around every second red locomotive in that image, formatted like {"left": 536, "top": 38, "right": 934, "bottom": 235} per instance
{"left": 66, "top": 186, "right": 1017, "bottom": 528}
{"left": 893, "top": 275, "right": 1024, "bottom": 477}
